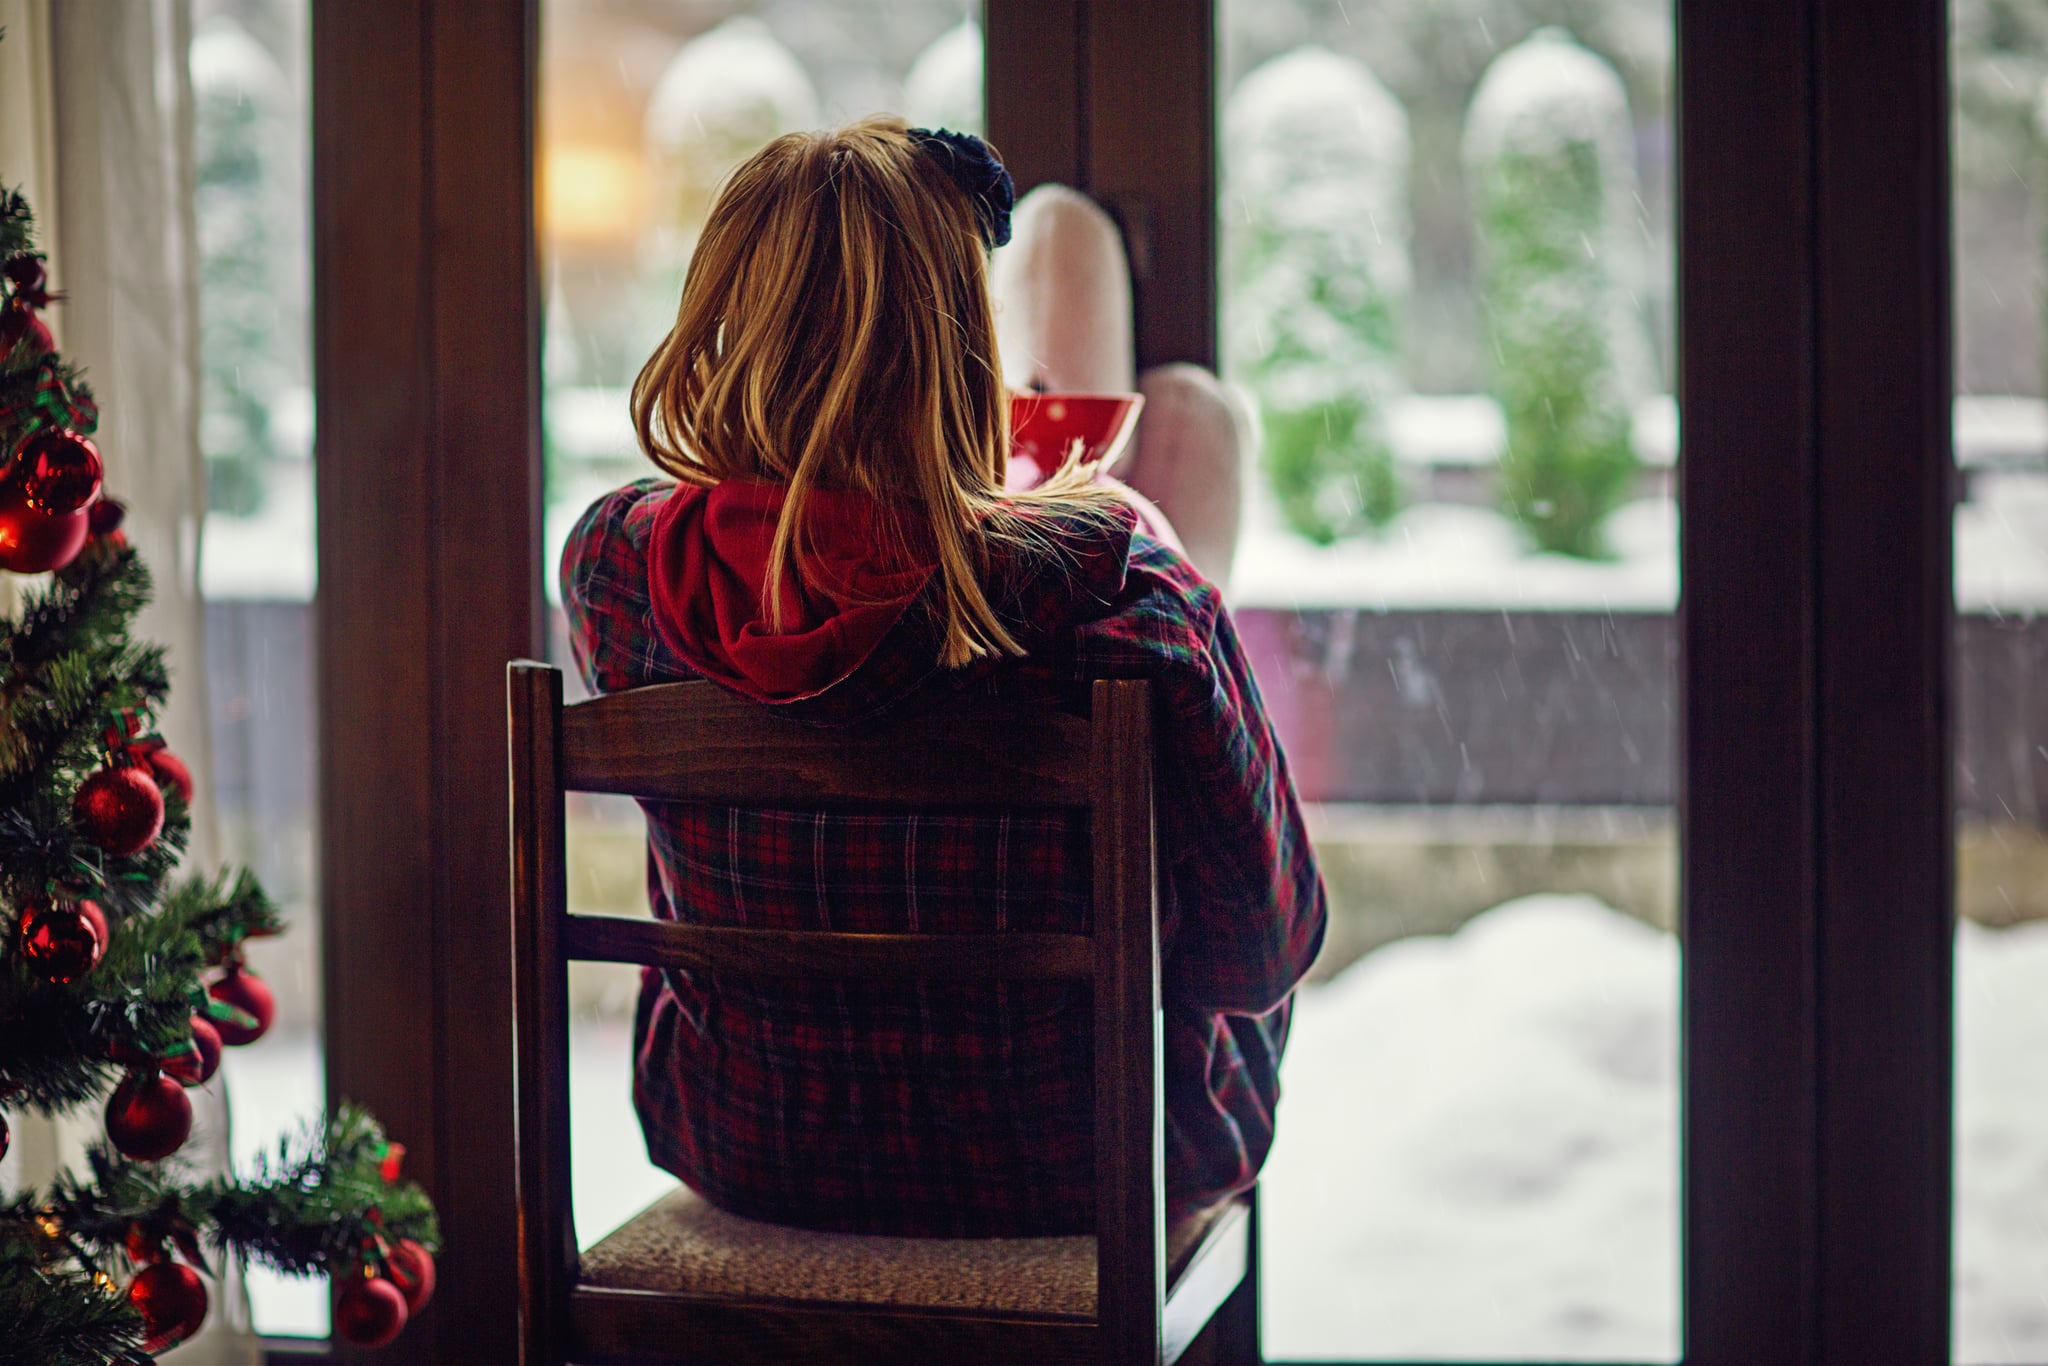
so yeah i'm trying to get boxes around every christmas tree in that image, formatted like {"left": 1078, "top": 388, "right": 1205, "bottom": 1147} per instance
{"left": 0, "top": 176, "right": 436, "bottom": 1360}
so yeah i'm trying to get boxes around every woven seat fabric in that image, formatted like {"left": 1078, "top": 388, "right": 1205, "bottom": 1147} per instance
{"left": 577, "top": 1187, "right": 1228, "bottom": 1317}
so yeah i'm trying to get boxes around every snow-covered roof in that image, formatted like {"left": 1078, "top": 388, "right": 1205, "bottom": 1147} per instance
{"left": 200, "top": 392, "right": 2048, "bottom": 610}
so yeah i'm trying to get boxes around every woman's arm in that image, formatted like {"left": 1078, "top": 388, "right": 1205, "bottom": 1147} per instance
{"left": 1078, "top": 538, "right": 1328, "bottom": 1016}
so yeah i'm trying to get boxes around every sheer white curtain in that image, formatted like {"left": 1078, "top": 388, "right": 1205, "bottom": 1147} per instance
{"left": 1, "top": 0, "right": 259, "bottom": 1358}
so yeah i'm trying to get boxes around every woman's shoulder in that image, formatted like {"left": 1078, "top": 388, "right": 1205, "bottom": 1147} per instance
{"left": 559, "top": 477, "right": 689, "bottom": 695}
{"left": 1072, "top": 527, "right": 1225, "bottom": 669}
{"left": 564, "top": 477, "right": 675, "bottom": 563}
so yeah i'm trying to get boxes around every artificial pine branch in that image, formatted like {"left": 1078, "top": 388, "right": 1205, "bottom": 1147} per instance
{"left": 33, "top": 1106, "right": 437, "bottom": 1280}
{"left": 0, "top": 871, "right": 280, "bottom": 1110}
{"left": 0, "top": 1240, "right": 143, "bottom": 1366}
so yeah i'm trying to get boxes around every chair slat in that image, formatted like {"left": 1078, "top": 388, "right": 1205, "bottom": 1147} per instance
{"left": 564, "top": 914, "right": 1097, "bottom": 982}
{"left": 1090, "top": 679, "right": 1166, "bottom": 1365}
{"left": 509, "top": 663, "right": 578, "bottom": 1365}
{"left": 560, "top": 680, "right": 1092, "bottom": 808}
{"left": 568, "top": 1287, "right": 1099, "bottom": 1365}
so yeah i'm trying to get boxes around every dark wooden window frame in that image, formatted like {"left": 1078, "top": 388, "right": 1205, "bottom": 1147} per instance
{"left": 311, "top": 1, "right": 1951, "bottom": 1361}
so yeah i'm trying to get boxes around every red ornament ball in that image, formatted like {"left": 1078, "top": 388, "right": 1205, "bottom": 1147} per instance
{"left": 17, "top": 901, "right": 105, "bottom": 984}
{"left": 87, "top": 495, "right": 125, "bottom": 538}
{"left": 0, "top": 474, "right": 88, "bottom": 573}
{"left": 147, "top": 748, "right": 195, "bottom": 805}
{"left": 74, "top": 764, "right": 165, "bottom": 856}
{"left": 335, "top": 1272, "right": 410, "bottom": 1348}
{"left": 128, "top": 1261, "right": 209, "bottom": 1354}
{"left": 208, "top": 965, "right": 275, "bottom": 1047}
{"left": 105, "top": 1070, "right": 193, "bottom": 1162}
{"left": 0, "top": 302, "right": 53, "bottom": 366}
{"left": 3, "top": 254, "right": 47, "bottom": 297}
{"left": 76, "top": 897, "right": 109, "bottom": 944}
{"left": 15, "top": 429, "right": 102, "bottom": 515}
{"left": 163, "top": 1014, "right": 223, "bottom": 1088}
{"left": 387, "top": 1238, "right": 436, "bottom": 1315}
{"left": 0, "top": 1113, "right": 9, "bottom": 1165}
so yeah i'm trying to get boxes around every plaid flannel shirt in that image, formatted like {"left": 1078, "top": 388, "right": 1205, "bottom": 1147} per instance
{"left": 562, "top": 479, "right": 1327, "bottom": 1237}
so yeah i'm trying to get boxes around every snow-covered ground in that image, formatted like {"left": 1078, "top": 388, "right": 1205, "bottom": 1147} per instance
{"left": 1262, "top": 894, "right": 1680, "bottom": 1361}
{"left": 225, "top": 897, "right": 2048, "bottom": 1360}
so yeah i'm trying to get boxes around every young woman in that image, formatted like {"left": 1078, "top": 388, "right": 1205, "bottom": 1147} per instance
{"left": 562, "top": 117, "right": 1325, "bottom": 1238}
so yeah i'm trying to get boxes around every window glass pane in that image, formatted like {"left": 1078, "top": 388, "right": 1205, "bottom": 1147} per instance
{"left": 1951, "top": 6, "right": 2048, "bottom": 1361}
{"left": 538, "top": 0, "right": 983, "bottom": 1249}
{"left": 1219, "top": 4, "right": 1680, "bottom": 1358}
{"left": 191, "top": 0, "right": 325, "bottom": 1339}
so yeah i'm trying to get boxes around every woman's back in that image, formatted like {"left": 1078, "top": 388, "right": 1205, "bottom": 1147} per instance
{"left": 564, "top": 118, "right": 1325, "bottom": 1238}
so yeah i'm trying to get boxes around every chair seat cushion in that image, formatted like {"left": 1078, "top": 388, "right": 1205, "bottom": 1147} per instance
{"left": 578, "top": 1187, "right": 1226, "bottom": 1318}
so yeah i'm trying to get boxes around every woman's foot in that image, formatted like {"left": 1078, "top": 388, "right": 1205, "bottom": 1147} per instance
{"left": 992, "top": 184, "right": 1247, "bottom": 587}
{"left": 991, "top": 185, "right": 1135, "bottom": 399}
{"left": 1128, "top": 364, "right": 1248, "bottom": 587}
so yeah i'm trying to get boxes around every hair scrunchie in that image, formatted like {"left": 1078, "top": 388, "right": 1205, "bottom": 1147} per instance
{"left": 907, "top": 127, "right": 1015, "bottom": 249}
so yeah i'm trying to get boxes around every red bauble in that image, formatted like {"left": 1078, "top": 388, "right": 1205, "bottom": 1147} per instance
{"left": 387, "top": 1239, "right": 436, "bottom": 1315}
{"left": 77, "top": 897, "right": 109, "bottom": 944}
{"left": 106, "top": 1070, "right": 193, "bottom": 1162}
{"left": 15, "top": 429, "right": 103, "bottom": 515}
{"left": 74, "top": 765, "right": 165, "bottom": 856}
{"left": 0, "top": 474, "right": 89, "bottom": 573}
{"left": 208, "top": 965, "right": 275, "bottom": 1046}
{"left": 335, "top": 1273, "right": 410, "bottom": 1348}
{"left": 3, "top": 254, "right": 47, "bottom": 297}
{"left": 0, "top": 1113, "right": 9, "bottom": 1164}
{"left": 0, "top": 302, "right": 53, "bottom": 365}
{"left": 17, "top": 901, "right": 105, "bottom": 984}
{"left": 128, "top": 1261, "right": 209, "bottom": 1353}
{"left": 87, "top": 495, "right": 125, "bottom": 537}
{"left": 147, "top": 748, "right": 195, "bottom": 805}
{"left": 163, "top": 1015, "right": 223, "bottom": 1087}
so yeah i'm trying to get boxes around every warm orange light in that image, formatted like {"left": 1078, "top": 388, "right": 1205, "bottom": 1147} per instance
{"left": 540, "top": 141, "right": 646, "bottom": 249}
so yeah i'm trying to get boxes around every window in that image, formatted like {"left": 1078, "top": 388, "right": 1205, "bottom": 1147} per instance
{"left": 1950, "top": 4, "right": 2048, "bottom": 1360}
{"left": 309, "top": 2, "right": 1961, "bottom": 1352}
{"left": 1218, "top": 3, "right": 1679, "bottom": 1358}
{"left": 191, "top": 0, "right": 324, "bottom": 1339}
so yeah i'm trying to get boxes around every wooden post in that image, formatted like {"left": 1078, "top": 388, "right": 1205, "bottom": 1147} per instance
{"left": 313, "top": 1, "right": 541, "bottom": 1359}
{"left": 1090, "top": 680, "right": 1164, "bottom": 1365}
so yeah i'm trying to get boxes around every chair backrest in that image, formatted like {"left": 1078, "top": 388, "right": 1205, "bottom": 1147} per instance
{"left": 508, "top": 664, "right": 1164, "bottom": 1364}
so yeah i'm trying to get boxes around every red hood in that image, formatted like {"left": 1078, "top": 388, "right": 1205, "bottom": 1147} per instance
{"left": 646, "top": 481, "right": 938, "bottom": 704}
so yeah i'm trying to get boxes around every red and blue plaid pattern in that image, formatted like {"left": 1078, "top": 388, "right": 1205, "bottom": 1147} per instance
{"left": 563, "top": 479, "right": 1327, "bottom": 1236}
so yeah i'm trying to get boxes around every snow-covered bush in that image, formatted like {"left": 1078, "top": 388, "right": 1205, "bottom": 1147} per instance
{"left": 192, "top": 18, "right": 305, "bottom": 516}
{"left": 642, "top": 19, "right": 819, "bottom": 274}
{"left": 1465, "top": 28, "right": 1653, "bottom": 558}
{"left": 1226, "top": 47, "right": 1411, "bottom": 544}
{"left": 903, "top": 18, "right": 983, "bottom": 136}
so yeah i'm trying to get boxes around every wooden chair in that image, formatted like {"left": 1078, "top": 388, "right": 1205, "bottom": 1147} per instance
{"left": 508, "top": 664, "right": 1258, "bottom": 1366}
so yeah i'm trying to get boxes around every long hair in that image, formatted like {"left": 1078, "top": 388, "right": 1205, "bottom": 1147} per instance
{"left": 632, "top": 116, "right": 1113, "bottom": 668}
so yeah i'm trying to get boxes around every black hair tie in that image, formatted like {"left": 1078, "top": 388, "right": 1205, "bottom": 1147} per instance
{"left": 907, "top": 127, "right": 1015, "bottom": 249}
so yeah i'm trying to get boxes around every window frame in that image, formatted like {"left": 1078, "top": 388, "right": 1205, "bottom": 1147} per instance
{"left": 310, "top": 1, "right": 1955, "bottom": 1361}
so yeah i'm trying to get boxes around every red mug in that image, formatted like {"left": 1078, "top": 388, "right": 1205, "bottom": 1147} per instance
{"left": 1007, "top": 392, "right": 1144, "bottom": 491}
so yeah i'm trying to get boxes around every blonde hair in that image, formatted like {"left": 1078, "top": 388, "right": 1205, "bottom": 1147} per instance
{"left": 632, "top": 116, "right": 1114, "bottom": 667}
